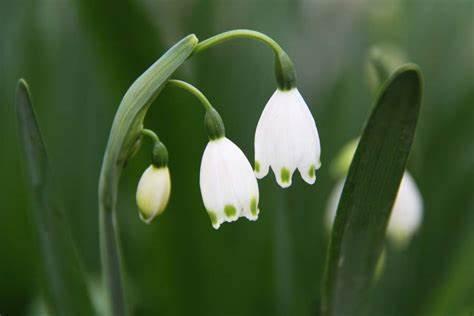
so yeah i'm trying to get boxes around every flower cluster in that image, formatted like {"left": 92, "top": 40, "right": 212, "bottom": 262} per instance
{"left": 136, "top": 84, "right": 321, "bottom": 229}
{"left": 134, "top": 30, "right": 323, "bottom": 229}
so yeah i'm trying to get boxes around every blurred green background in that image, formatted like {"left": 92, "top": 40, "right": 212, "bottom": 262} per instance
{"left": 1, "top": 0, "right": 473, "bottom": 315}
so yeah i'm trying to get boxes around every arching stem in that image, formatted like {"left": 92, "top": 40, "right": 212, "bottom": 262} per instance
{"left": 193, "top": 29, "right": 297, "bottom": 90}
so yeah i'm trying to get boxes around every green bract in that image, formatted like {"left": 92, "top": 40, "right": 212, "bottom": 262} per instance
{"left": 98, "top": 34, "right": 198, "bottom": 316}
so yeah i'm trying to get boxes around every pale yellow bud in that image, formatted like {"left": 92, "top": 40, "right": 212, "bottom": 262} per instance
{"left": 136, "top": 165, "right": 171, "bottom": 223}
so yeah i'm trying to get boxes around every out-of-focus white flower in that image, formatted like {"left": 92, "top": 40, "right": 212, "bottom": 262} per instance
{"left": 388, "top": 172, "right": 424, "bottom": 247}
{"left": 325, "top": 172, "right": 423, "bottom": 248}
{"left": 254, "top": 88, "right": 321, "bottom": 188}
{"left": 200, "top": 137, "right": 260, "bottom": 229}
{"left": 136, "top": 165, "right": 171, "bottom": 223}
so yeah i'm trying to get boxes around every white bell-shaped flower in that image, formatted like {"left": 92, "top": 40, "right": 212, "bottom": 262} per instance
{"left": 325, "top": 172, "right": 423, "bottom": 248}
{"left": 254, "top": 88, "right": 321, "bottom": 188}
{"left": 136, "top": 165, "right": 171, "bottom": 223}
{"left": 200, "top": 137, "right": 260, "bottom": 229}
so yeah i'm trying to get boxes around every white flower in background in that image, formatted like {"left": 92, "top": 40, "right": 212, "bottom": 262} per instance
{"left": 200, "top": 137, "right": 260, "bottom": 229}
{"left": 388, "top": 172, "right": 424, "bottom": 247}
{"left": 136, "top": 165, "right": 171, "bottom": 224}
{"left": 325, "top": 172, "right": 424, "bottom": 248}
{"left": 254, "top": 88, "right": 321, "bottom": 188}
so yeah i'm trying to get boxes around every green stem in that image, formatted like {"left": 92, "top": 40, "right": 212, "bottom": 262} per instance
{"left": 193, "top": 29, "right": 296, "bottom": 90}
{"left": 166, "top": 79, "right": 213, "bottom": 111}
{"left": 141, "top": 128, "right": 160, "bottom": 143}
{"left": 141, "top": 129, "right": 169, "bottom": 168}
{"left": 99, "top": 188, "right": 127, "bottom": 316}
{"left": 194, "top": 29, "right": 283, "bottom": 55}
{"left": 166, "top": 79, "right": 225, "bottom": 139}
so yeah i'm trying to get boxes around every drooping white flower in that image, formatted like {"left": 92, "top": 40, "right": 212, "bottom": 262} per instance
{"left": 254, "top": 88, "right": 321, "bottom": 188}
{"left": 200, "top": 137, "right": 260, "bottom": 229}
{"left": 325, "top": 172, "right": 423, "bottom": 248}
{"left": 136, "top": 165, "right": 171, "bottom": 223}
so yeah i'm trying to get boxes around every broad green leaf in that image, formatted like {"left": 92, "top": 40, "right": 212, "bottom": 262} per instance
{"left": 321, "top": 64, "right": 423, "bottom": 316}
{"left": 15, "top": 79, "right": 95, "bottom": 316}
{"left": 98, "top": 35, "right": 197, "bottom": 316}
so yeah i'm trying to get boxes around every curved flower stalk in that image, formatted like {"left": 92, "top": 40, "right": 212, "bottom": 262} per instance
{"left": 254, "top": 88, "right": 321, "bottom": 188}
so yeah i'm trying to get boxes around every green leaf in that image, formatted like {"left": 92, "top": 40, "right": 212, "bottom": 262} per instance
{"left": 98, "top": 34, "right": 197, "bottom": 316}
{"left": 321, "top": 64, "right": 423, "bottom": 316}
{"left": 15, "top": 79, "right": 95, "bottom": 316}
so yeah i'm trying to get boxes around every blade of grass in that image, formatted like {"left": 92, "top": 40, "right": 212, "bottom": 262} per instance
{"left": 15, "top": 79, "right": 95, "bottom": 316}
{"left": 321, "top": 64, "right": 423, "bottom": 316}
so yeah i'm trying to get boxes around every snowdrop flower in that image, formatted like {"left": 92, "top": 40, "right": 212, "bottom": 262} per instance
{"left": 200, "top": 137, "right": 260, "bottom": 229}
{"left": 136, "top": 133, "right": 171, "bottom": 223}
{"left": 254, "top": 88, "right": 321, "bottom": 188}
{"left": 325, "top": 172, "right": 423, "bottom": 248}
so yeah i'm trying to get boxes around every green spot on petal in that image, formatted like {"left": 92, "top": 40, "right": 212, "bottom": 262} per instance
{"left": 207, "top": 211, "right": 218, "bottom": 226}
{"left": 255, "top": 161, "right": 260, "bottom": 173}
{"left": 281, "top": 168, "right": 290, "bottom": 183}
{"left": 250, "top": 197, "right": 258, "bottom": 216}
{"left": 224, "top": 205, "right": 237, "bottom": 218}
{"left": 308, "top": 164, "right": 316, "bottom": 178}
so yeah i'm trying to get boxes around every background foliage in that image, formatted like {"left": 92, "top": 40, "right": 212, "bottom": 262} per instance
{"left": 1, "top": 0, "right": 473, "bottom": 315}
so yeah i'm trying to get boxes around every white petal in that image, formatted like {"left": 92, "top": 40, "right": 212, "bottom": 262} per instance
{"left": 387, "top": 172, "right": 424, "bottom": 247}
{"left": 254, "top": 88, "right": 321, "bottom": 188}
{"left": 200, "top": 137, "right": 260, "bottom": 229}
{"left": 136, "top": 165, "right": 171, "bottom": 223}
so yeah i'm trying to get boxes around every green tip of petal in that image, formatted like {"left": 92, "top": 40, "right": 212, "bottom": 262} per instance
{"left": 250, "top": 197, "right": 258, "bottom": 216}
{"left": 280, "top": 167, "right": 291, "bottom": 183}
{"left": 207, "top": 211, "right": 218, "bottom": 226}
{"left": 308, "top": 164, "right": 316, "bottom": 178}
{"left": 254, "top": 161, "right": 261, "bottom": 173}
{"left": 138, "top": 210, "right": 156, "bottom": 224}
{"left": 224, "top": 205, "right": 237, "bottom": 218}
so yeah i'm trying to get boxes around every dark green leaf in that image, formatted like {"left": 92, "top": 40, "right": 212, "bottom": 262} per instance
{"left": 321, "top": 64, "right": 423, "bottom": 316}
{"left": 15, "top": 79, "right": 95, "bottom": 316}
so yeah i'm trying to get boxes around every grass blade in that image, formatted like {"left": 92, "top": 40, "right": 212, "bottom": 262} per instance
{"left": 321, "top": 64, "right": 423, "bottom": 316}
{"left": 15, "top": 79, "right": 94, "bottom": 316}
